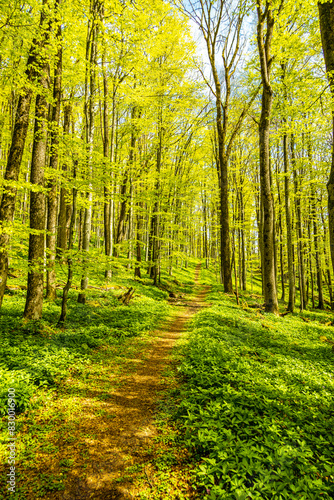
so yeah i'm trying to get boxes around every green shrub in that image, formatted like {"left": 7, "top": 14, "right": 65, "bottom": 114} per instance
{"left": 0, "top": 368, "right": 36, "bottom": 416}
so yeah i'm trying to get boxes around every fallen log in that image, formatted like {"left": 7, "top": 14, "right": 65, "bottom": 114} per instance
{"left": 118, "top": 287, "right": 135, "bottom": 305}
{"left": 6, "top": 285, "right": 27, "bottom": 291}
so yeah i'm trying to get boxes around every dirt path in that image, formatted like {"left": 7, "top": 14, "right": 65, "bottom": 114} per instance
{"left": 61, "top": 265, "right": 209, "bottom": 500}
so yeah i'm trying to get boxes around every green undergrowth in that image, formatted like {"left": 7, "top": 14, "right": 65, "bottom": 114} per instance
{"left": 0, "top": 260, "right": 201, "bottom": 414}
{"left": 0, "top": 289, "right": 169, "bottom": 418}
{"left": 162, "top": 275, "right": 334, "bottom": 499}
{"left": 0, "top": 262, "right": 199, "bottom": 496}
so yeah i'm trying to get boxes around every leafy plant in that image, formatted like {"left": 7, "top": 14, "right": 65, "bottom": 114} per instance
{"left": 174, "top": 291, "right": 334, "bottom": 499}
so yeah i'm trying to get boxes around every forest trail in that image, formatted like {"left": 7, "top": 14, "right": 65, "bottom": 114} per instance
{"left": 60, "top": 264, "right": 210, "bottom": 500}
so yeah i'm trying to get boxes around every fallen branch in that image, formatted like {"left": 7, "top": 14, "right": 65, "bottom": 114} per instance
{"left": 118, "top": 287, "right": 135, "bottom": 305}
{"left": 320, "top": 336, "right": 334, "bottom": 350}
{"left": 6, "top": 285, "right": 27, "bottom": 291}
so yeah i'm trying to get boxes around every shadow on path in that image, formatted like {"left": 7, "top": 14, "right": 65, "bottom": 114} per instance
{"left": 56, "top": 264, "right": 210, "bottom": 500}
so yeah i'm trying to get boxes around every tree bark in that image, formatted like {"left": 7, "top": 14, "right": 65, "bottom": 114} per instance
{"left": 283, "top": 130, "right": 295, "bottom": 311}
{"left": 56, "top": 103, "right": 72, "bottom": 257}
{"left": 275, "top": 147, "right": 285, "bottom": 302}
{"left": 318, "top": 1, "right": 334, "bottom": 284}
{"left": 150, "top": 121, "right": 162, "bottom": 285}
{"left": 23, "top": 45, "right": 50, "bottom": 319}
{"left": 256, "top": 2, "right": 279, "bottom": 314}
{"left": 0, "top": 1, "right": 48, "bottom": 310}
{"left": 58, "top": 161, "right": 77, "bottom": 326}
{"left": 308, "top": 136, "right": 324, "bottom": 309}
{"left": 291, "top": 135, "right": 306, "bottom": 310}
{"left": 46, "top": 14, "right": 62, "bottom": 300}
{"left": 321, "top": 199, "right": 333, "bottom": 308}
{"left": 134, "top": 207, "right": 142, "bottom": 279}
{"left": 215, "top": 78, "right": 233, "bottom": 292}
{"left": 78, "top": 1, "right": 100, "bottom": 304}
{"left": 115, "top": 106, "right": 138, "bottom": 250}
{"left": 102, "top": 47, "right": 113, "bottom": 279}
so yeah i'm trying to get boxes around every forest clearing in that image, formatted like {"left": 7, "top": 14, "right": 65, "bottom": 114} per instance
{"left": 1, "top": 0, "right": 334, "bottom": 498}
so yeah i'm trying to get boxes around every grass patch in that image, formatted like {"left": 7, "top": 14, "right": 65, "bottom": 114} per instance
{"left": 170, "top": 286, "right": 334, "bottom": 499}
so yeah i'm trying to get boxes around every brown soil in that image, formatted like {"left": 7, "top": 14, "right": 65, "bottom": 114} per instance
{"left": 54, "top": 265, "right": 209, "bottom": 500}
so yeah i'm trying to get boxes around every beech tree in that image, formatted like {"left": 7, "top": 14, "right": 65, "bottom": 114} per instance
{"left": 176, "top": 0, "right": 259, "bottom": 293}
{"left": 23, "top": 2, "right": 52, "bottom": 320}
{"left": 0, "top": 0, "right": 332, "bottom": 321}
{"left": 255, "top": 0, "right": 285, "bottom": 314}
{"left": 0, "top": 0, "right": 50, "bottom": 311}
{"left": 318, "top": 1, "right": 334, "bottom": 278}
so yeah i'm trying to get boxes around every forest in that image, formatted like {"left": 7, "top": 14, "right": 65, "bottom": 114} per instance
{"left": 0, "top": 0, "right": 334, "bottom": 499}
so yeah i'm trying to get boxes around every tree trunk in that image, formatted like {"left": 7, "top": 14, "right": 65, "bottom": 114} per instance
{"left": 275, "top": 151, "right": 285, "bottom": 302}
{"left": 308, "top": 137, "right": 324, "bottom": 309}
{"left": 256, "top": 4, "right": 279, "bottom": 314}
{"left": 202, "top": 185, "right": 209, "bottom": 270}
{"left": 150, "top": 125, "right": 162, "bottom": 285}
{"left": 58, "top": 162, "right": 77, "bottom": 326}
{"left": 134, "top": 207, "right": 142, "bottom": 279}
{"left": 46, "top": 17, "right": 62, "bottom": 300}
{"left": 318, "top": 2, "right": 334, "bottom": 284}
{"left": 56, "top": 103, "right": 72, "bottom": 257}
{"left": 102, "top": 48, "right": 113, "bottom": 279}
{"left": 78, "top": 3, "right": 99, "bottom": 304}
{"left": 115, "top": 107, "right": 137, "bottom": 251}
{"left": 23, "top": 46, "right": 50, "bottom": 319}
{"left": 216, "top": 134, "right": 232, "bottom": 291}
{"left": 240, "top": 190, "right": 246, "bottom": 290}
{"left": 321, "top": 201, "right": 333, "bottom": 308}
{"left": 291, "top": 135, "right": 306, "bottom": 310}
{"left": 283, "top": 131, "right": 295, "bottom": 311}
{"left": 311, "top": 186, "right": 324, "bottom": 309}
{"left": 308, "top": 213, "right": 315, "bottom": 309}
{"left": 0, "top": 1, "right": 48, "bottom": 310}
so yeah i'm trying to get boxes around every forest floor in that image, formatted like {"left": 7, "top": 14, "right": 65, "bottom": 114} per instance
{"left": 0, "top": 263, "right": 209, "bottom": 500}
{"left": 54, "top": 264, "right": 209, "bottom": 500}
{"left": 1, "top": 263, "right": 334, "bottom": 499}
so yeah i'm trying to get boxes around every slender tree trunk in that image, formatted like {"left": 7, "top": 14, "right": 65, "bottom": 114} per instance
{"left": 240, "top": 190, "right": 246, "bottom": 290}
{"left": 308, "top": 213, "right": 315, "bottom": 309}
{"left": 203, "top": 185, "right": 209, "bottom": 269}
{"left": 150, "top": 124, "right": 162, "bottom": 285}
{"left": 23, "top": 44, "right": 50, "bottom": 319}
{"left": 232, "top": 230, "right": 239, "bottom": 305}
{"left": 318, "top": 2, "right": 334, "bottom": 283}
{"left": 308, "top": 137, "right": 324, "bottom": 309}
{"left": 78, "top": 2, "right": 99, "bottom": 304}
{"left": 56, "top": 103, "right": 72, "bottom": 257}
{"left": 311, "top": 187, "right": 325, "bottom": 309}
{"left": 255, "top": 179, "right": 264, "bottom": 295}
{"left": 291, "top": 135, "right": 306, "bottom": 310}
{"left": 115, "top": 107, "right": 137, "bottom": 250}
{"left": 283, "top": 131, "right": 295, "bottom": 311}
{"left": 321, "top": 202, "right": 333, "bottom": 308}
{"left": 275, "top": 153, "right": 285, "bottom": 302}
{"left": 0, "top": 2, "right": 48, "bottom": 310}
{"left": 256, "top": 4, "right": 279, "bottom": 314}
{"left": 46, "top": 16, "right": 62, "bottom": 300}
{"left": 134, "top": 207, "right": 142, "bottom": 278}
{"left": 102, "top": 47, "right": 113, "bottom": 279}
{"left": 58, "top": 162, "right": 77, "bottom": 326}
